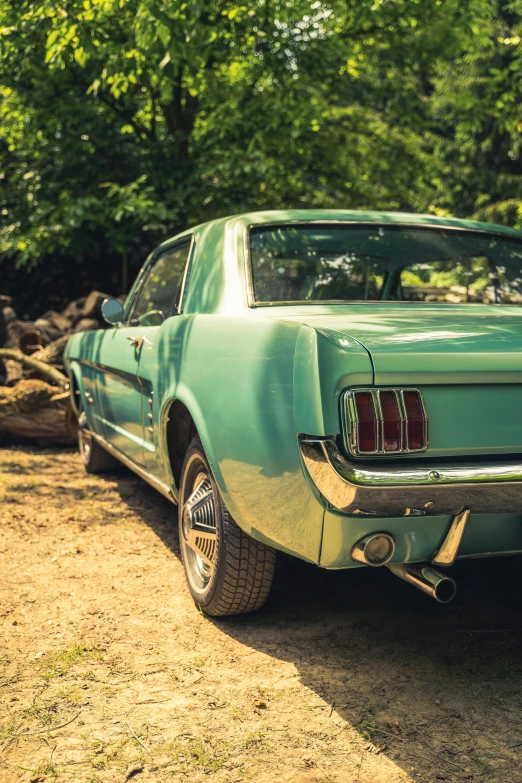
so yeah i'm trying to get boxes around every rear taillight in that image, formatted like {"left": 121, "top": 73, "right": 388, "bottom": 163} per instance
{"left": 379, "top": 390, "right": 401, "bottom": 452}
{"left": 343, "top": 388, "right": 427, "bottom": 456}
{"left": 354, "top": 391, "right": 378, "bottom": 452}
{"left": 402, "top": 390, "right": 427, "bottom": 451}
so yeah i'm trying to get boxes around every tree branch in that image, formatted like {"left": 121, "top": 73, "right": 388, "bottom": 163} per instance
{"left": 97, "top": 91, "right": 156, "bottom": 143}
{"left": 0, "top": 350, "right": 68, "bottom": 388}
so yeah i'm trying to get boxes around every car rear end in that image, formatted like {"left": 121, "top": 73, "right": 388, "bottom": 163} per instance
{"left": 247, "top": 215, "right": 522, "bottom": 600}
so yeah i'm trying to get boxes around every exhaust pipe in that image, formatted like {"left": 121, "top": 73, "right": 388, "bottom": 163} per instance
{"left": 351, "top": 533, "right": 395, "bottom": 567}
{"left": 387, "top": 563, "right": 456, "bottom": 604}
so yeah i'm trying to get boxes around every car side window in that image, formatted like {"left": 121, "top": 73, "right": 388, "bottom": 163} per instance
{"left": 129, "top": 242, "right": 191, "bottom": 326}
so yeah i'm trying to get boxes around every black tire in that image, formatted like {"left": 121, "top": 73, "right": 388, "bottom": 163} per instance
{"left": 179, "top": 436, "right": 276, "bottom": 616}
{"left": 78, "top": 410, "right": 119, "bottom": 474}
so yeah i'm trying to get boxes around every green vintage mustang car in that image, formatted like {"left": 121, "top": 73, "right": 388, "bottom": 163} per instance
{"left": 64, "top": 210, "right": 522, "bottom": 614}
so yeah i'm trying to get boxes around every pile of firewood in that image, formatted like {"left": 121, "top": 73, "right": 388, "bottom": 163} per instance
{"left": 0, "top": 291, "right": 109, "bottom": 444}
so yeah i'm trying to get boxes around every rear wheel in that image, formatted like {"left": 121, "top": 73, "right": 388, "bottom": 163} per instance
{"left": 78, "top": 410, "right": 118, "bottom": 474}
{"left": 179, "top": 436, "right": 276, "bottom": 616}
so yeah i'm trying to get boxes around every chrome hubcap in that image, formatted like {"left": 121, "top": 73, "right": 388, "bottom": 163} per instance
{"left": 182, "top": 473, "right": 217, "bottom": 587}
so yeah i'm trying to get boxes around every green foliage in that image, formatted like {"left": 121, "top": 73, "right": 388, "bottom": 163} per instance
{"left": 1, "top": 0, "right": 522, "bottom": 307}
{"left": 428, "top": 1, "right": 522, "bottom": 222}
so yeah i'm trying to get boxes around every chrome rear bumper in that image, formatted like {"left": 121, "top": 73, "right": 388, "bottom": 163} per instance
{"left": 300, "top": 438, "right": 522, "bottom": 516}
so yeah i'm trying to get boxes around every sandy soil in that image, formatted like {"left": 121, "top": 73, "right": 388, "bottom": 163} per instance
{"left": 2, "top": 446, "right": 522, "bottom": 783}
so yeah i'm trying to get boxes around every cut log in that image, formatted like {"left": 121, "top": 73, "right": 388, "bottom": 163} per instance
{"left": 0, "top": 380, "right": 75, "bottom": 444}
{"left": 40, "top": 310, "right": 72, "bottom": 333}
{"left": 34, "top": 318, "right": 64, "bottom": 342}
{"left": 6, "top": 321, "right": 44, "bottom": 354}
{"left": 4, "top": 358, "right": 24, "bottom": 387}
{"left": 34, "top": 335, "right": 70, "bottom": 367}
{"left": 82, "top": 290, "right": 109, "bottom": 319}
{"left": 62, "top": 297, "right": 86, "bottom": 324}
{"left": 18, "top": 331, "right": 43, "bottom": 355}
{"left": 0, "top": 349, "right": 68, "bottom": 387}
{"left": 74, "top": 318, "right": 100, "bottom": 333}
{"left": 2, "top": 306, "right": 17, "bottom": 325}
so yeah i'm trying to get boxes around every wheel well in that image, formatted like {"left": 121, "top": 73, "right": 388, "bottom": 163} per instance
{"left": 165, "top": 400, "right": 197, "bottom": 490}
{"left": 69, "top": 371, "right": 82, "bottom": 415}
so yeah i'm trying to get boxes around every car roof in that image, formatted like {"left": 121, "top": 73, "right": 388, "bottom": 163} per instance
{"left": 165, "top": 209, "right": 522, "bottom": 245}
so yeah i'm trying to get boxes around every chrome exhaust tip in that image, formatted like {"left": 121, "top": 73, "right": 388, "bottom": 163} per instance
{"left": 351, "top": 533, "right": 396, "bottom": 567}
{"left": 387, "top": 563, "right": 457, "bottom": 604}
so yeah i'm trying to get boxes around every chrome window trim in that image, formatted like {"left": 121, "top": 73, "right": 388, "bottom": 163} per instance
{"left": 243, "top": 221, "right": 522, "bottom": 308}
{"left": 177, "top": 234, "right": 196, "bottom": 313}
{"left": 341, "top": 388, "right": 428, "bottom": 457}
{"left": 125, "top": 234, "right": 196, "bottom": 326}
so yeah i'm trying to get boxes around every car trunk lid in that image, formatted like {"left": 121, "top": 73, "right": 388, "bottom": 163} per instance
{"left": 273, "top": 304, "right": 522, "bottom": 458}
{"left": 277, "top": 303, "right": 522, "bottom": 384}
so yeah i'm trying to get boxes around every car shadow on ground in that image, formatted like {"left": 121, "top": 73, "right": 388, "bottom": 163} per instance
{"left": 117, "top": 469, "right": 522, "bottom": 783}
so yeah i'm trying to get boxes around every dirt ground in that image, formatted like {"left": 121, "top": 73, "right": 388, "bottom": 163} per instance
{"left": 2, "top": 447, "right": 522, "bottom": 783}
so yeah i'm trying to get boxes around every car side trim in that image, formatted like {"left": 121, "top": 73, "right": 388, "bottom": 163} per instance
{"left": 90, "top": 430, "right": 176, "bottom": 505}
{"left": 300, "top": 437, "right": 522, "bottom": 516}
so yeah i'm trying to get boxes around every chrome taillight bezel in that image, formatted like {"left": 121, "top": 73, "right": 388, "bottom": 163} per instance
{"left": 341, "top": 388, "right": 428, "bottom": 456}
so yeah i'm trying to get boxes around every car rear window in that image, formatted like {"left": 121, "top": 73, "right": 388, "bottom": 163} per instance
{"left": 248, "top": 223, "right": 522, "bottom": 305}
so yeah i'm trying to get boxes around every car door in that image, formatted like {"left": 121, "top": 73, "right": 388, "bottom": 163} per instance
{"left": 97, "top": 239, "right": 192, "bottom": 467}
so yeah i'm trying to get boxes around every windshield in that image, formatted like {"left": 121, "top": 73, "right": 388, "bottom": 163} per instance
{"left": 249, "top": 224, "right": 522, "bottom": 305}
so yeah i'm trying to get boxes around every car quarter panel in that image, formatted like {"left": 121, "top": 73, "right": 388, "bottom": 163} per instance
{"left": 154, "top": 314, "right": 328, "bottom": 562}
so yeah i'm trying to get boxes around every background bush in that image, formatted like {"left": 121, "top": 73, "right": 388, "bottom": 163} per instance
{"left": 2, "top": 1, "right": 522, "bottom": 315}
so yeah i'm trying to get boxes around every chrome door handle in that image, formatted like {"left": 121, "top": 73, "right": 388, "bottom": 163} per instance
{"left": 127, "top": 336, "right": 144, "bottom": 350}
